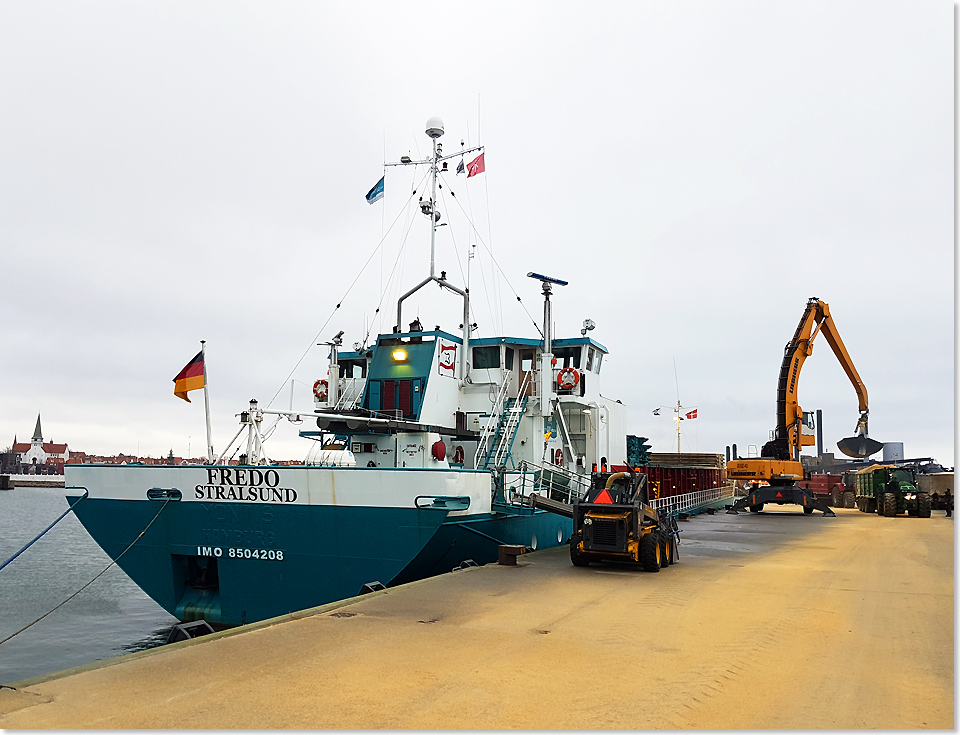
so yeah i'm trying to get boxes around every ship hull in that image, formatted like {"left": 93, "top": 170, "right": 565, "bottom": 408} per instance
{"left": 65, "top": 464, "right": 568, "bottom": 626}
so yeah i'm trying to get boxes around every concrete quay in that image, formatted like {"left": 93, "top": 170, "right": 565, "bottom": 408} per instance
{"left": 0, "top": 507, "right": 953, "bottom": 729}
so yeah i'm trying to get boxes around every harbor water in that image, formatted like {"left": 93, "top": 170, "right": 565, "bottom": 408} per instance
{"left": 0, "top": 485, "right": 177, "bottom": 684}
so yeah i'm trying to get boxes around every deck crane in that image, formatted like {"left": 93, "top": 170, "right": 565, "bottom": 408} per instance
{"left": 727, "top": 297, "right": 882, "bottom": 515}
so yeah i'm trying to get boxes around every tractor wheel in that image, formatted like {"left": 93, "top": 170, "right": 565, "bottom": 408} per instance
{"left": 639, "top": 533, "right": 661, "bottom": 572}
{"left": 856, "top": 497, "right": 864, "bottom": 512}
{"left": 876, "top": 496, "right": 885, "bottom": 516}
{"left": 570, "top": 539, "right": 589, "bottom": 567}
{"left": 844, "top": 491, "right": 856, "bottom": 509}
{"left": 831, "top": 485, "right": 842, "bottom": 507}
{"left": 803, "top": 506, "right": 814, "bottom": 515}
{"left": 657, "top": 532, "right": 669, "bottom": 568}
{"left": 882, "top": 492, "right": 898, "bottom": 517}
{"left": 918, "top": 492, "right": 932, "bottom": 518}
{"left": 749, "top": 504, "right": 763, "bottom": 513}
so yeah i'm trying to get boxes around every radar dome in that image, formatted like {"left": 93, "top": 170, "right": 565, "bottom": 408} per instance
{"left": 425, "top": 117, "right": 444, "bottom": 138}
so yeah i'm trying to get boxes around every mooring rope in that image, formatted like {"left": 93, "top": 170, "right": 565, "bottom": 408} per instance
{"left": 0, "top": 498, "right": 170, "bottom": 647}
{"left": 0, "top": 488, "right": 89, "bottom": 574}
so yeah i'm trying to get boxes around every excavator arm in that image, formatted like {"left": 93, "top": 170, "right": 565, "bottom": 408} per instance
{"left": 763, "top": 297, "right": 878, "bottom": 461}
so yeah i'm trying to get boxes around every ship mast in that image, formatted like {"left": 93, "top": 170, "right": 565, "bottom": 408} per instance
{"left": 388, "top": 117, "right": 483, "bottom": 382}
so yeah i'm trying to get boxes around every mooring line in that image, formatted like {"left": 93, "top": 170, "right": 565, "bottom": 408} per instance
{"left": 0, "top": 498, "right": 170, "bottom": 647}
{"left": 0, "top": 488, "right": 89, "bottom": 574}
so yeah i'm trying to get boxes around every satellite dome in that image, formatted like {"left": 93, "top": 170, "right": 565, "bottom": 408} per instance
{"left": 425, "top": 116, "right": 444, "bottom": 138}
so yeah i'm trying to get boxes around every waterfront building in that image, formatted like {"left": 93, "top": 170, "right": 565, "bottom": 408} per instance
{"left": 11, "top": 415, "right": 69, "bottom": 472}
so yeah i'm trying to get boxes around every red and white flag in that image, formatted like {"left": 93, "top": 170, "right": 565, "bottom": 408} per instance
{"left": 685, "top": 409, "right": 698, "bottom": 420}
{"left": 466, "top": 152, "right": 485, "bottom": 178}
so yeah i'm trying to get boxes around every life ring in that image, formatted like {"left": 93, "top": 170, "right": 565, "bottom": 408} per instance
{"left": 553, "top": 448, "right": 563, "bottom": 465}
{"left": 557, "top": 367, "right": 580, "bottom": 391}
{"left": 453, "top": 445, "right": 465, "bottom": 464}
{"left": 313, "top": 379, "right": 328, "bottom": 401}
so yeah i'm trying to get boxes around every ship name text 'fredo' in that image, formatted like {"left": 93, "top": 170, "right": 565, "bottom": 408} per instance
{"left": 194, "top": 467, "right": 298, "bottom": 503}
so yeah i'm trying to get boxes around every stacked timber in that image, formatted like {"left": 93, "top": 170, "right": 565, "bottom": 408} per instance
{"left": 648, "top": 453, "right": 725, "bottom": 470}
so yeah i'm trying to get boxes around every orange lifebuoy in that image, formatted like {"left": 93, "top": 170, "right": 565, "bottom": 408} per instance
{"left": 557, "top": 367, "right": 580, "bottom": 391}
{"left": 313, "top": 379, "right": 328, "bottom": 401}
{"left": 453, "top": 445, "right": 465, "bottom": 464}
{"left": 553, "top": 448, "right": 563, "bottom": 465}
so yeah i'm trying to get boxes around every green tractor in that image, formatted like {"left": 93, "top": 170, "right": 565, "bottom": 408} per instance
{"left": 854, "top": 465, "right": 931, "bottom": 518}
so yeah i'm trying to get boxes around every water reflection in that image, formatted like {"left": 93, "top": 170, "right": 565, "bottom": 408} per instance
{"left": 0, "top": 486, "right": 178, "bottom": 684}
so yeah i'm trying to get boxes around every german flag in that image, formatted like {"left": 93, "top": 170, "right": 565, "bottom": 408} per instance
{"left": 173, "top": 351, "right": 205, "bottom": 402}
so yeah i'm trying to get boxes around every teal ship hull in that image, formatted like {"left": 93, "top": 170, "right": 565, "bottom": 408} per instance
{"left": 67, "top": 467, "right": 572, "bottom": 627}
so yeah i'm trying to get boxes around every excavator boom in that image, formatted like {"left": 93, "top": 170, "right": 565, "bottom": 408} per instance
{"left": 764, "top": 297, "right": 878, "bottom": 461}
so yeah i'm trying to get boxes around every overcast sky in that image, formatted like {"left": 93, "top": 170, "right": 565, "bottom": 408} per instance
{"left": 1, "top": 1, "right": 954, "bottom": 468}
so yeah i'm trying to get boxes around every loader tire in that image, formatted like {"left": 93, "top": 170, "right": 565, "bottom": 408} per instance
{"left": 918, "top": 492, "right": 932, "bottom": 518}
{"left": 570, "top": 539, "right": 589, "bottom": 567}
{"left": 803, "top": 506, "right": 814, "bottom": 514}
{"left": 657, "top": 532, "right": 669, "bottom": 568}
{"left": 882, "top": 492, "right": 898, "bottom": 517}
{"left": 640, "top": 533, "right": 661, "bottom": 572}
{"left": 749, "top": 504, "right": 763, "bottom": 513}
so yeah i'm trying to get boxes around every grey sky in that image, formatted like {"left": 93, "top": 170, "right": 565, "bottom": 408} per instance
{"left": 1, "top": 1, "right": 953, "bottom": 467}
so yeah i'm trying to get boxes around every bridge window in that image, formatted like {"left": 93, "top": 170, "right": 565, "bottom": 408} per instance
{"left": 553, "top": 346, "right": 582, "bottom": 369}
{"left": 473, "top": 346, "right": 500, "bottom": 369}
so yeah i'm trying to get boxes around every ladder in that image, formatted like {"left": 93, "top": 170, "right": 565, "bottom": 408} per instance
{"left": 480, "top": 396, "right": 528, "bottom": 471}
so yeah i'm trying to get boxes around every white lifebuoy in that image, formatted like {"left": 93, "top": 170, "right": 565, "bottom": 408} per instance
{"left": 557, "top": 367, "right": 580, "bottom": 391}
{"left": 313, "top": 379, "right": 328, "bottom": 401}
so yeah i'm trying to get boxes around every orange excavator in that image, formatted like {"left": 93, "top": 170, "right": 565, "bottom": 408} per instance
{"left": 727, "top": 297, "right": 882, "bottom": 516}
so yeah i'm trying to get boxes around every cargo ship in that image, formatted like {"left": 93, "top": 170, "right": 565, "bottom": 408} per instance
{"left": 66, "top": 117, "right": 636, "bottom": 626}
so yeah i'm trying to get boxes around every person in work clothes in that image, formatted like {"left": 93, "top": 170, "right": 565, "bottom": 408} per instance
{"left": 944, "top": 489, "right": 952, "bottom": 518}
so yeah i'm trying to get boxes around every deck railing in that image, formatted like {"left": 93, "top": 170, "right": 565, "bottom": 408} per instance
{"left": 649, "top": 483, "right": 737, "bottom": 515}
{"left": 503, "top": 460, "right": 592, "bottom": 505}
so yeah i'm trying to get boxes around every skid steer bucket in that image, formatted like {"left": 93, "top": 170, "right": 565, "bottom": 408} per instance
{"left": 837, "top": 435, "right": 883, "bottom": 458}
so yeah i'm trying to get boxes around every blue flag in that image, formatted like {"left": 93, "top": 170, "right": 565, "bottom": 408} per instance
{"left": 365, "top": 176, "right": 384, "bottom": 204}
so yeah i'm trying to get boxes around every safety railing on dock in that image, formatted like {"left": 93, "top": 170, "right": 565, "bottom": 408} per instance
{"left": 503, "top": 461, "right": 592, "bottom": 506}
{"left": 650, "top": 483, "right": 737, "bottom": 516}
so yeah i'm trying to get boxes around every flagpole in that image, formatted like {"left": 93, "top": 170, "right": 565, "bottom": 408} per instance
{"left": 676, "top": 400, "right": 682, "bottom": 454}
{"left": 201, "top": 340, "right": 214, "bottom": 464}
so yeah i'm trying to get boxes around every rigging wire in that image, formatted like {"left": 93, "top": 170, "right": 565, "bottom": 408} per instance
{"left": 0, "top": 490, "right": 88, "bottom": 574}
{"left": 481, "top": 164, "right": 503, "bottom": 335}
{"left": 0, "top": 498, "right": 170, "bottom": 648}
{"left": 264, "top": 172, "right": 429, "bottom": 409}
{"left": 364, "top": 206, "right": 423, "bottom": 346}
{"left": 374, "top": 164, "right": 428, "bottom": 339}
{"left": 445, "top": 182, "right": 544, "bottom": 338}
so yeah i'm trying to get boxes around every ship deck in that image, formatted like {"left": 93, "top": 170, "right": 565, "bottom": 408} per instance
{"left": 0, "top": 507, "right": 953, "bottom": 729}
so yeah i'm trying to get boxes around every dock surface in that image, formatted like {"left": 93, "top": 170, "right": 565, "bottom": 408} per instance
{"left": 0, "top": 508, "right": 953, "bottom": 729}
